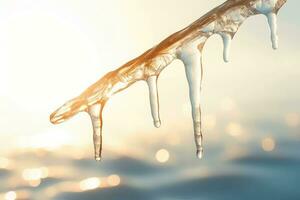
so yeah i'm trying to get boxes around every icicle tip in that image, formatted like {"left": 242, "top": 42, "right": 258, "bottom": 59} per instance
{"left": 197, "top": 148, "right": 204, "bottom": 159}
{"left": 154, "top": 120, "right": 161, "bottom": 128}
{"left": 95, "top": 156, "right": 101, "bottom": 162}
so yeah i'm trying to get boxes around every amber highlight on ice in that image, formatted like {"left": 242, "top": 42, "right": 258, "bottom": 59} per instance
{"left": 50, "top": 0, "right": 287, "bottom": 161}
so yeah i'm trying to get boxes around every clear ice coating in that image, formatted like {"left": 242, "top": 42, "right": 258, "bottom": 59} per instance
{"left": 50, "top": 0, "right": 288, "bottom": 161}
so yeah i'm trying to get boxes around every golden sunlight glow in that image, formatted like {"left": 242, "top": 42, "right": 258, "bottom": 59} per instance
{"left": 107, "top": 175, "right": 121, "bottom": 187}
{"left": 4, "top": 191, "right": 16, "bottom": 200}
{"left": 19, "top": 128, "right": 72, "bottom": 151}
{"left": 79, "top": 177, "right": 100, "bottom": 191}
{"left": 285, "top": 113, "right": 300, "bottom": 128}
{"left": 226, "top": 122, "right": 243, "bottom": 137}
{"left": 155, "top": 149, "right": 170, "bottom": 163}
{"left": 262, "top": 137, "right": 276, "bottom": 152}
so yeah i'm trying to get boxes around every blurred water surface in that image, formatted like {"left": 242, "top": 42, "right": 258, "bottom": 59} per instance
{"left": 1, "top": 113, "right": 300, "bottom": 200}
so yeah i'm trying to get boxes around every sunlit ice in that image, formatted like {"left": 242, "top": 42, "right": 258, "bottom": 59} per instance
{"left": 16, "top": 127, "right": 74, "bottom": 151}
{"left": 49, "top": 0, "right": 288, "bottom": 161}
{"left": 0, "top": 0, "right": 299, "bottom": 199}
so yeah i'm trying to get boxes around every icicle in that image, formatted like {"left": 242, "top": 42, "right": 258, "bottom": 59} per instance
{"left": 50, "top": 0, "right": 288, "bottom": 162}
{"left": 219, "top": 32, "right": 232, "bottom": 63}
{"left": 147, "top": 76, "right": 161, "bottom": 128}
{"left": 179, "top": 46, "right": 204, "bottom": 159}
{"left": 88, "top": 103, "right": 103, "bottom": 161}
{"left": 266, "top": 12, "right": 278, "bottom": 50}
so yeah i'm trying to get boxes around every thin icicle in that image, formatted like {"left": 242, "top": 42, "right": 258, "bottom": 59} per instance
{"left": 219, "top": 32, "right": 232, "bottom": 63}
{"left": 88, "top": 103, "right": 103, "bottom": 161}
{"left": 266, "top": 12, "right": 278, "bottom": 50}
{"left": 179, "top": 45, "right": 204, "bottom": 159}
{"left": 147, "top": 76, "right": 161, "bottom": 128}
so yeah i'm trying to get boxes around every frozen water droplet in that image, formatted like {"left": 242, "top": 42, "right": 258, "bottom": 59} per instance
{"left": 88, "top": 104, "right": 103, "bottom": 161}
{"left": 266, "top": 12, "right": 278, "bottom": 50}
{"left": 219, "top": 33, "right": 232, "bottom": 63}
{"left": 154, "top": 120, "right": 161, "bottom": 128}
{"left": 147, "top": 76, "right": 161, "bottom": 128}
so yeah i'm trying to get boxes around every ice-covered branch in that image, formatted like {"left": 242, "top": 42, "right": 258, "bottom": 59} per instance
{"left": 50, "top": 0, "right": 287, "bottom": 161}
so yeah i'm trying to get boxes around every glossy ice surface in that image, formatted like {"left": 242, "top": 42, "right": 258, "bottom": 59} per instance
{"left": 50, "top": 0, "right": 288, "bottom": 161}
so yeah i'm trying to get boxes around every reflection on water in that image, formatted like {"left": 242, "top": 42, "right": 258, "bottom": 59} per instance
{"left": 155, "top": 149, "right": 170, "bottom": 163}
{"left": 1, "top": 114, "right": 300, "bottom": 200}
{"left": 261, "top": 137, "right": 276, "bottom": 152}
{"left": 79, "top": 177, "right": 101, "bottom": 191}
{"left": 1, "top": 98, "right": 300, "bottom": 200}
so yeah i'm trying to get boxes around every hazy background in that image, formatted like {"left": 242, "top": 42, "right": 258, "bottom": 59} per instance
{"left": 0, "top": 0, "right": 299, "bottom": 199}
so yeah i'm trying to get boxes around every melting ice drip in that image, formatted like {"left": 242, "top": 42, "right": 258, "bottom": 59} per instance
{"left": 50, "top": 0, "right": 288, "bottom": 161}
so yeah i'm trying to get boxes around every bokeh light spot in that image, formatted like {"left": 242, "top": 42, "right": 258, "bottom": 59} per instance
{"left": 262, "top": 137, "right": 276, "bottom": 152}
{"left": 226, "top": 122, "right": 243, "bottom": 136}
{"left": 155, "top": 149, "right": 170, "bottom": 163}
{"left": 107, "top": 174, "right": 121, "bottom": 187}
{"left": 5, "top": 191, "right": 17, "bottom": 200}
{"left": 28, "top": 179, "right": 41, "bottom": 187}
{"left": 22, "top": 167, "right": 48, "bottom": 181}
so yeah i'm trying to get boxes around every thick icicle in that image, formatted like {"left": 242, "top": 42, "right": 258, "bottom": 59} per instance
{"left": 219, "top": 32, "right": 232, "bottom": 63}
{"left": 147, "top": 76, "right": 161, "bottom": 128}
{"left": 266, "top": 12, "right": 278, "bottom": 49}
{"left": 88, "top": 103, "right": 103, "bottom": 161}
{"left": 179, "top": 44, "right": 204, "bottom": 159}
